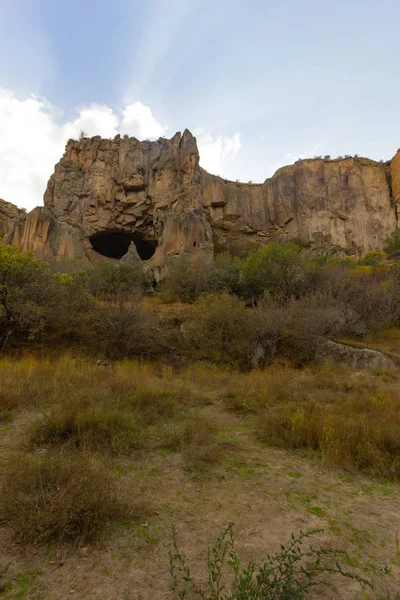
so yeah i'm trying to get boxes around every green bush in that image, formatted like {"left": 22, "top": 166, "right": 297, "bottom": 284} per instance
{"left": 241, "top": 242, "right": 310, "bottom": 303}
{"left": 384, "top": 230, "right": 400, "bottom": 254}
{"left": 162, "top": 253, "right": 242, "bottom": 303}
{"left": 162, "top": 254, "right": 214, "bottom": 303}
{"left": 0, "top": 245, "right": 56, "bottom": 349}
{"left": 89, "top": 261, "right": 149, "bottom": 298}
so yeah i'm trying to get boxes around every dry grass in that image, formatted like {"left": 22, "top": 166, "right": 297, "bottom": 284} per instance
{"left": 1, "top": 356, "right": 400, "bottom": 549}
{"left": 180, "top": 416, "right": 224, "bottom": 472}
{"left": 215, "top": 362, "right": 400, "bottom": 479}
{"left": 0, "top": 452, "right": 131, "bottom": 544}
{"left": 29, "top": 402, "right": 145, "bottom": 455}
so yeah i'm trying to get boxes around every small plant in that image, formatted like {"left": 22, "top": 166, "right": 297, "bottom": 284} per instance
{"left": 169, "top": 525, "right": 369, "bottom": 599}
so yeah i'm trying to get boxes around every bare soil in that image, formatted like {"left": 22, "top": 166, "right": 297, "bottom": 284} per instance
{"left": 0, "top": 401, "right": 399, "bottom": 599}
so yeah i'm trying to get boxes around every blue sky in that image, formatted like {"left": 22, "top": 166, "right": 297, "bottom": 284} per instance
{"left": 0, "top": 0, "right": 399, "bottom": 209}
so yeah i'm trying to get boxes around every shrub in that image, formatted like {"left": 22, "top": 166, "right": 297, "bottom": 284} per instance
{"left": 0, "top": 245, "right": 56, "bottom": 349}
{"left": 241, "top": 242, "right": 309, "bottom": 303}
{"left": 29, "top": 403, "right": 145, "bottom": 455}
{"left": 384, "top": 230, "right": 400, "bottom": 254}
{"left": 89, "top": 261, "right": 149, "bottom": 299}
{"left": 50, "top": 270, "right": 92, "bottom": 335}
{"left": 162, "top": 254, "right": 214, "bottom": 303}
{"left": 184, "top": 292, "right": 256, "bottom": 365}
{"left": 169, "top": 525, "right": 368, "bottom": 599}
{"left": 0, "top": 453, "right": 129, "bottom": 544}
{"left": 357, "top": 250, "right": 386, "bottom": 267}
{"left": 326, "top": 267, "right": 400, "bottom": 333}
{"left": 86, "top": 301, "right": 161, "bottom": 360}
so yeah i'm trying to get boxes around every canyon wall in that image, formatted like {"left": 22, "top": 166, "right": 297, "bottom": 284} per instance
{"left": 4, "top": 132, "right": 400, "bottom": 277}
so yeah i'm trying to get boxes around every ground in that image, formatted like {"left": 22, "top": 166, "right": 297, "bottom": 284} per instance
{"left": 0, "top": 393, "right": 399, "bottom": 600}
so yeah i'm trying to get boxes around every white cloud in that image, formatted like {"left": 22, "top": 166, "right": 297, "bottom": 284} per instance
{"left": 0, "top": 91, "right": 171, "bottom": 211}
{"left": 63, "top": 104, "right": 119, "bottom": 140}
{"left": 194, "top": 128, "right": 241, "bottom": 176}
{"left": 121, "top": 102, "right": 167, "bottom": 139}
{"left": 0, "top": 89, "right": 241, "bottom": 211}
{"left": 0, "top": 89, "right": 64, "bottom": 210}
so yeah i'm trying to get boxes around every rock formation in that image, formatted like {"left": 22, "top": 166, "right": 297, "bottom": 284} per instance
{"left": 0, "top": 199, "right": 26, "bottom": 237}
{"left": 3, "top": 133, "right": 400, "bottom": 277}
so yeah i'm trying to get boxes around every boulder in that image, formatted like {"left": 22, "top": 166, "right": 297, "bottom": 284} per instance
{"left": 315, "top": 339, "right": 397, "bottom": 370}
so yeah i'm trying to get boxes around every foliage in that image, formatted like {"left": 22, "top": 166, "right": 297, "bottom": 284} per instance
{"left": 51, "top": 270, "right": 92, "bottom": 334}
{"left": 162, "top": 253, "right": 242, "bottom": 302}
{"left": 87, "top": 300, "right": 161, "bottom": 359}
{"left": 162, "top": 254, "right": 215, "bottom": 303}
{"left": 0, "top": 245, "right": 55, "bottom": 349}
{"left": 169, "top": 525, "right": 368, "bottom": 599}
{"left": 89, "top": 260, "right": 149, "bottom": 298}
{"left": 241, "top": 242, "right": 311, "bottom": 302}
{"left": 185, "top": 292, "right": 255, "bottom": 365}
{"left": 384, "top": 230, "right": 400, "bottom": 254}
{"left": 357, "top": 250, "right": 386, "bottom": 267}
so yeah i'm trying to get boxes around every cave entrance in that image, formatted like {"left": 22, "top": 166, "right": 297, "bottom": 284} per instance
{"left": 89, "top": 231, "right": 157, "bottom": 260}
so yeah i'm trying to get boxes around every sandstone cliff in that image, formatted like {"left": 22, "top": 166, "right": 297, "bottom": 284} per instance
{"left": 4, "top": 133, "right": 400, "bottom": 276}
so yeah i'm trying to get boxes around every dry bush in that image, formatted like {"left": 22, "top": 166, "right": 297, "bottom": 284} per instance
{"left": 0, "top": 453, "right": 130, "bottom": 544}
{"left": 85, "top": 301, "right": 163, "bottom": 360}
{"left": 184, "top": 292, "right": 257, "bottom": 365}
{"left": 29, "top": 402, "right": 145, "bottom": 455}
{"left": 161, "top": 254, "right": 214, "bottom": 303}
{"left": 323, "top": 266, "right": 400, "bottom": 334}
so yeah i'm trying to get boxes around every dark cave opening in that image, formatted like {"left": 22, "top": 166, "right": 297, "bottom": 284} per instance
{"left": 89, "top": 231, "right": 157, "bottom": 260}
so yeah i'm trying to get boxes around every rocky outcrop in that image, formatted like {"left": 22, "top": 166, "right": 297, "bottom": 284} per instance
{"left": 5, "top": 207, "right": 88, "bottom": 264}
{"left": 315, "top": 339, "right": 397, "bottom": 370}
{"left": 3, "top": 131, "right": 400, "bottom": 276}
{"left": 0, "top": 199, "right": 25, "bottom": 237}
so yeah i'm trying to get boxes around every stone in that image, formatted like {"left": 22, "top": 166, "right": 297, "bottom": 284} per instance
{"left": 120, "top": 241, "right": 144, "bottom": 269}
{"left": 315, "top": 339, "right": 397, "bottom": 370}
{"left": 3, "top": 132, "right": 400, "bottom": 277}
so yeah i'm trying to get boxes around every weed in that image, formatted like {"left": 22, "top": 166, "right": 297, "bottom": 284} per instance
{"left": 169, "top": 525, "right": 370, "bottom": 599}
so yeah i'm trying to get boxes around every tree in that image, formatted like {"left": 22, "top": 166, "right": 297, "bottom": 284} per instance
{"left": 241, "top": 242, "right": 307, "bottom": 303}
{"left": 0, "top": 245, "right": 55, "bottom": 349}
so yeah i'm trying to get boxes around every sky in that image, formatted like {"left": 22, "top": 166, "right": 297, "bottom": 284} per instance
{"left": 0, "top": 0, "right": 399, "bottom": 210}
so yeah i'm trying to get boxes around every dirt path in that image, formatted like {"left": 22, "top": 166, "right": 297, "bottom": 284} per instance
{"left": 0, "top": 400, "right": 399, "bottom": 599}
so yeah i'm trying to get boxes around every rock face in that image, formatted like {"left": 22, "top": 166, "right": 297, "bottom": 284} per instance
{"left": 0, "top": 199, "right": 25, "bottom": 237}
{"left": 3, "top": 132, "right": 400, "bottom": 277}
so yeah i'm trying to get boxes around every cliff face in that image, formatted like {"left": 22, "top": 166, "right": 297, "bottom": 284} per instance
{"left": 4, "top": 132, "right": 400, "bottom": 276}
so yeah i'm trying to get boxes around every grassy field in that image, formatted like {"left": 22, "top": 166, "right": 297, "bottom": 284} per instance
{"left": 0, "top": 357, "right": 399, "bottom": 598}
